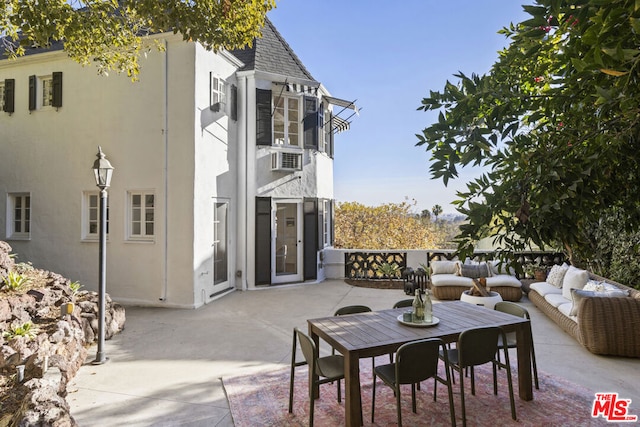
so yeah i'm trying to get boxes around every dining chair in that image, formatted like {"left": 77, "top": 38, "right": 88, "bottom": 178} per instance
{"left": 289, "top": 327, "right": 344, "bottom": 427}
{"left": 393, "top": 299, "right": 414, "bottom": 309}
{"left": 332, "top": 305, "right": 374, "bottom": 384}
{"left": 372, "top": 338, "right": 456, "bottom": 427}
{"left": 439, "top": 326, "right": 516, "bottom": 427}
{"left": 494, "top": 301, "right": 539, "bottom": 389}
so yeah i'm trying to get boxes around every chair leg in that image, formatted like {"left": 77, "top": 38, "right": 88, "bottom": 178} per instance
{"left": 470, "top": 366, "right": 475, "bottom": 395}
{"left": 288, "top": 332, "right": 297, "bottom": 413}
{"left": 493, "top": 360, "right": 498, "bottom": 395}
{"left": 531, "top": 342, "right": 540, "bottom": 390}
{"left": 396, "top": 384, "right": 403, "bottom": 427}
{"left": 459, "top": 367, "right": 467, "bottom": 427}
{"left": 411, "top": 383, "right": 417, "bottom": 413}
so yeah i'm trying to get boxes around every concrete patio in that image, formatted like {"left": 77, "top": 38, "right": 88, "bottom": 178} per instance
{"left": 68, "top": 279, "right": 640, "bottom": 426}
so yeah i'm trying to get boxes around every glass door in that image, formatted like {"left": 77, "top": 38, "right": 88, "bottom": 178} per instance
{"left": 211, "top": 201, "right": 230, "bottom": 294}
{"left": 272, "top": 201, "right": 302, "bottom": 284}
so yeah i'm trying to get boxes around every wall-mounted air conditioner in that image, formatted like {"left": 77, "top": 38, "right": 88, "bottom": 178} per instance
{"left": 271, "top": 151, "right": 302, "bottom": 171}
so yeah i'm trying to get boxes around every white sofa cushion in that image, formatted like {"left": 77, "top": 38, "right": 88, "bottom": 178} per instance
{"left": 431, "top": 260, "right": 459, "bottom": 275}
{"left": 557, "top": 302, "right": 577, "bottom": 321}
{"left": 546, "top": 263, "right": 569, "bottom": 288}
{"left": 545, "top": 293, "right": 570, "bottom": 308}
{"left": 530, "top": 281, "right": 563, "bottom": 297}
{"left": 485, "top": 275, "right": 522, "bottom": 288}
{"left": 562, "top": 266, "right": 589, "bottom": 300}
{"left": 431, "top": 274, "right": 472, "bottom": 287}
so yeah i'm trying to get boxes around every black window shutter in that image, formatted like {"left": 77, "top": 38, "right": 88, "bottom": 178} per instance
{"left": 28, "top": 75, "right": 36, "bottom": 111}
{"left": 230, "top": 84, "right": 238, "bottom": 121}
{"left": 330, "top": 199, "right": 335, "bottom": 245}
{"left": 52, "top": 72, "right": 63, "bottom": 108}
{"left": 328, "top": 113, "right": 335, "bottom": 158}
{"left": 303, "top": 96, "right": 318, "bottom": 149}
{"left": 256, "top": 88, "right": 272, "bottom": 145}
{"left": 303, "top": 198, "right": 318, "bottom": 280}
{"left": 3, "top": 79, "right": 15, "bottom": 113}
{"left": 255, "top": 197, "right": 272, "bottom": 285}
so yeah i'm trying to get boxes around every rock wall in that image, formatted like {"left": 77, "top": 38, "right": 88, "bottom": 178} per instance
{"left": 0, "top": 241, "right": 126, "bottom": 426}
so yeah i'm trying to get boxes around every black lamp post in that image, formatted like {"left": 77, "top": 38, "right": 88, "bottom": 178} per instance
{"left": 92, "top": 146, "right": 113, "bottom": 365}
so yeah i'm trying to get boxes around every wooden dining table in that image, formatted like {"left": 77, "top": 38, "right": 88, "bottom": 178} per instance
{"left": 308, "top": 300, "right": 533, "bottom": 427}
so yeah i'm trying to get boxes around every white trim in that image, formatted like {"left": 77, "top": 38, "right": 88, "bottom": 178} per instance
{"left": 126, "top": 190, "right": 156, "bottom": 242}
{"left": 6, "top": 192, "right": 31, "bottom": 240}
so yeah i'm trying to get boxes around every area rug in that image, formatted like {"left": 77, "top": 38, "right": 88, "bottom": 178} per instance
{"left": 223, "top": 357, "right": 615, "bottom": 426}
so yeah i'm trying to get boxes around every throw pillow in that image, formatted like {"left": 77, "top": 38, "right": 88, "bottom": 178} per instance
{"left": 570, "top": 288, "right": 594, "bottom": 316}
{"left": 488, "top": 260, "right": 514, "bottom": 276}
{"left": 570, "top": 287, "right": 630, "bottom": 316}
{"left": 458, "top": 263, "right": 490, "bottom": 279}
{"left": 562, "top": 266, "right": 589, "bottom": 300}
{"left": 546, "top": 263, "right": 569, "bottom": 288}
{"left": 583, "top": 280, "right": 604, "bottom": 292}
{"left": 431, "top": 260, "right": 459, "bottom": 275}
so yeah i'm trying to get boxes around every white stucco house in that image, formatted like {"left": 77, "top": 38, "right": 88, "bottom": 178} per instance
{"left": 0, "top": 19, "right": 357, "bottom": 308}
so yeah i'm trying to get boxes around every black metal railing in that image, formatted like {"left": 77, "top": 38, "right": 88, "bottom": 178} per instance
{"left": 343, "top": 250, "right": 566, "bottom": 280}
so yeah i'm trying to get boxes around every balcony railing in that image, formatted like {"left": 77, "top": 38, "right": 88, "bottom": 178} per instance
{"left": 325, "top": 249, "right": 565, "bottom": 281}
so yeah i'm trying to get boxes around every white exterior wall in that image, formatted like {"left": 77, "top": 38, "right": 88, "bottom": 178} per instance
{"left": 0, "top": 35, "right": 202, "bottom": 307}
{"left": 191, "top": 45, "right": 242, "bottom": 304}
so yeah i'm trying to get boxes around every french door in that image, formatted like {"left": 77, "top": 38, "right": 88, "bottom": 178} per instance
{"left": 211, "top": 200, "right": 230, "bottom": 295}
{"left": 271, "top": 200, "right": 303, "bottom": 284}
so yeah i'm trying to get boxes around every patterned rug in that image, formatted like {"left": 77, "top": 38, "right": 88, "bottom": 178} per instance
{"left": 223, "top": 357, "right": 616, "bottom": 426}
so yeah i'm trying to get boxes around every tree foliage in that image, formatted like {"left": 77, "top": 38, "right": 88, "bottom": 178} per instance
{"left": 1, "top": 0, "right": 275, "bottom": 78}
{"left": 416, "top": 0, "right": 640, "bottom": 268}
{"left": 334, "top": 201, "right": 444, "bottom": 250}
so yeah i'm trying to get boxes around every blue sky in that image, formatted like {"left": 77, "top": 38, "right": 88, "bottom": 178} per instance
{"left": 268, "top": 1, "right": 530, "bottom": 215}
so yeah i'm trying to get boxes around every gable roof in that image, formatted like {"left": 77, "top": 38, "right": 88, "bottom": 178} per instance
{"left": 230, "top": 18, "right": 316, "bottom": 83}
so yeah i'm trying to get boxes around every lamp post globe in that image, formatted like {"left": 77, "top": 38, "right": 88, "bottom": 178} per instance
{"left": 92, "top": 146, "right": 113, "bottom": 365}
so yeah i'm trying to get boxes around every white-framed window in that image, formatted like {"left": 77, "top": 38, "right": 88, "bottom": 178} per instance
{"left": 210, "top": 74, "right": 226, "bottom": 110}
{"left": 213, "top": 201, "right": 229, "bottom": 284}
{"left": 322, "top": 200, "right": 331, "bottom": 247}
{"left": 274, "top": 96, "right": 300, "bottom": 146}
{"left": 82, "top": 192, "right": 109, "bottom": 240}
{"left": 41, "top": 76, "right": 53, "bottom": 107}
{"left": 127, "top": 191, "right": 155, "bottom": 241}
{"left": 7, "top": 193, "right": 31, "bottom": 239}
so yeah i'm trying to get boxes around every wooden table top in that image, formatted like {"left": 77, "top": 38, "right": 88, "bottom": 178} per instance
{"left": 308, "top": 301, "right": 529, "bottom": 358}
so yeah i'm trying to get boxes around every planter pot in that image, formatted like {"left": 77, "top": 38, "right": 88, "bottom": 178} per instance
{"left": 460, "top": 290, "right": 503, "bottom": 310}
{"left": 534, "top": 270, "right": 547, "bottom": 281}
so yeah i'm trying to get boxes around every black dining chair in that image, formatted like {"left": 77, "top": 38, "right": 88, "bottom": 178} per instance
{"left": 393, "top": 299, "right": 414, "bottom": 309}
{"left": 289, "top": 327, "right": 344, "bottom": 427}
{"left": 372, "top": 338, "right": 456, "bottom": 427}
{"left": 494, "top": 301, "right": 539, "bottom": 389}
{"left": 439, "top": 326, "right": 516, "bottom": 427}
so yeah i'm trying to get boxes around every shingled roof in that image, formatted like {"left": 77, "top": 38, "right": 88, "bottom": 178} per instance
{"left": 230, "top": 18, "right": 316, "bottom": 83}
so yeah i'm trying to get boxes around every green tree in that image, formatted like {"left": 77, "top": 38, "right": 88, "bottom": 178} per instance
{"left": 1, "top": 0, "right": 275, "bottom": 78}
{"left": 334, "top": 201, "right": 442, "bottom": 250}
{"left": 416, "top": 0, "right": 640, "bottom": 265}
{"left": 431, "top": 205, "right": 443, "bottom": 222}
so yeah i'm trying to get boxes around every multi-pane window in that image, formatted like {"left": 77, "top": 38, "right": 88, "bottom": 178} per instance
{"left": 129, "top": 192, "right": 155, "bottom": 240}
{"left": 211, "top": 76, "right": 226, "bottom": 104}
{"left": 0, "top": 82, "right": 4, "bottom": 111}
{"left": 274, "top": 96, "right": 300, "bottom": 146}
{"left": 7, "top": 193, "right": 30, "bottom": 238}
{"left": 83, "top": 192, "right": 109, "bottom": 239}
{"left": 41, "top": 76, "right": 53, "bottom": 107}
{"left": 213, "top": 201, "right": 228, "bottom": 284}
{"left": 323, "top": 200, "right": 331, "bottom": 247}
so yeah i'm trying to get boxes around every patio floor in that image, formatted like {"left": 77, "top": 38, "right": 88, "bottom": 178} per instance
{"left": 67, "top": 279, "right": 640, "bottom": 426}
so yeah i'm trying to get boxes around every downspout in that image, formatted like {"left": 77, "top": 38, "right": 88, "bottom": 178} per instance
{"left": 240, "top": 75, "right": 249, "bottom": 290}
{"left": 160, "top": 39, "right": 169, "bottom": 302}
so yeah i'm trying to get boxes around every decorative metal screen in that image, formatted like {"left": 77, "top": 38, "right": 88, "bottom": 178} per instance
{"left": 344, "top": 252, "right": 407, "bottom": 279}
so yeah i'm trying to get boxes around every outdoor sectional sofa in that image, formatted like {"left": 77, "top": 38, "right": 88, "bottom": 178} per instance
{"left": 429, "top": 260, "right": 523, "bottom": 302}
{"left": 528, "top": 265, "right": 640, "bottom": 357}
